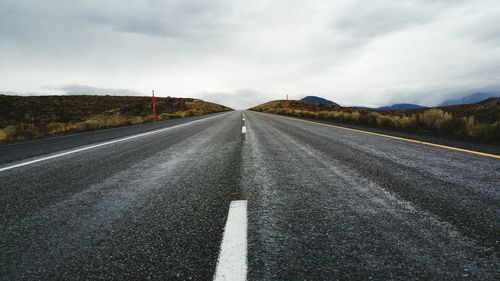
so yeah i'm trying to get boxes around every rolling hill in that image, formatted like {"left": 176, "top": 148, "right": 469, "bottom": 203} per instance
{"left": 252, "top": 99, "right": 341, "bottom": 113}
{"left": 0, "top": 95, "right": 232, "bottom": 141}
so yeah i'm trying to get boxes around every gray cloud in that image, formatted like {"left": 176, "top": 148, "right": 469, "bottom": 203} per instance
{"left": 83, "top": 0, "right": 229, "bottom": 39}
{"left": 331, "top": 1, "right": 433, "bottom": 39}
{"left": 0, "top": 85, "right": 144, "bottom": 97}
{"left": 48, "top": 85, "right": 144, "bottom": 96}
{"left": 1, "top": 0, "right": 500, "bottom": 108}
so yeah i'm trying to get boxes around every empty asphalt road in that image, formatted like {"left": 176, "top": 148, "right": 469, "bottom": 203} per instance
{"left": 1, "top": 110, "right": 499, "bottom": 280}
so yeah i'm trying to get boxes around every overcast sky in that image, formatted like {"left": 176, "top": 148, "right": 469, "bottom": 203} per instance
{"left": 1, "top": 0, "right": 500, "bottom": 109}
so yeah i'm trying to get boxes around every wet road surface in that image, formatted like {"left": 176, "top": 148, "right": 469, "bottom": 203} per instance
{"left": 1, "top": 110, "right": 498, "bottom": 280}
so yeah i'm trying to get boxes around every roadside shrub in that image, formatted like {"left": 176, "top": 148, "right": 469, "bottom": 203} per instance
{"left": 376, "top": 115, "right": 396, "bottom": 128}
{"left": 351, "top": 111, "right": 360, "bottom": 122}
{"left": 0, "top": 125, "right": 17, "bottom": 140}
{"left": 463, "top": 116, "right": 476, "bottom": 137}
{"left": 80, "top": 119, "right": 102, "bottom": 130}
{"left": 0, "top": 130, "right": 7, "bottom": 141}
{"left": 419, "top": 109, "right": 453, "bottom": 131}
{"left": 47, "top": 122, "right": 66, "bottom": 134}
{"left": 473, "top": 123, "right": 488, "bottom": 138}
{"left": 0, "top": 128, "right": 11, "bottom": 141}
{"left": 321, "top": 111, "right": 335, "bottom": 119}
{"left": 319, "top": 110, "right": 346, "bottom": 121}
{"left": 302, "top": 111, "right": 318, "bottom": 118}
{"left": 258, "top": 106, "right": 499, "bottom": 141}
{"left": 72, "top": 116, "right": 129, "bottom": 131}
{"left": 168, "top": 112, "right": 187, "bottom": 118}
{"left": 274, "top": 108, "right": 285, "bottom": 115}
{"left": 317, "top": 111, "right": 329, "bottom": 119}
{"left": 338, "top": 111, "right": 350, "bottom": 122}
{"left": 130, "top": 116, "right": 146, "bottom": 124}
{"left": 489, "top": 122, "right": 500, "bottom": 140}
{"left": 158, "top": 113, "right": 169, "bottom": 120}
{"left": 70, "top": 122, "right": 86, "bottom": 131}
{"left": 188, "top": 109, "right": 204, "bottom": 116}
{"left": 392, "top": 115, "right": 413, "bottom": 128}
{"left": 365, "top": 112, "right": 382, "bottom": 125}
{"left": 292, "top": 109, "right": 302, "bottom": 117}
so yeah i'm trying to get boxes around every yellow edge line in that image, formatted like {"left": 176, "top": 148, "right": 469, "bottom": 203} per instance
{"left": 265, "top": 113, "right": 500, "bottom": 159}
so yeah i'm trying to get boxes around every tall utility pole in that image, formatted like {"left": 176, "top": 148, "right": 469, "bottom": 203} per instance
{"left": 152, "top": 90, "right": 157, "bottom": 121}
{"left": 285, "top": 94, "right": 289, "bottom": 113}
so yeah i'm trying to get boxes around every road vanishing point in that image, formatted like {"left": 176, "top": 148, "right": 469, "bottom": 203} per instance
{"left": 0, "top": 111, "right": 499, "bottom": 280}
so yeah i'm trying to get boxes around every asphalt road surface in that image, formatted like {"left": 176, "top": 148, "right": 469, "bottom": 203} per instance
{"left": 1, "top": 110, "right": 499, "bottom": 280}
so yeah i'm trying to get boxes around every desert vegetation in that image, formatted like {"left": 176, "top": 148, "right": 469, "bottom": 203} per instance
{"left": 0, "top": 95, "right": 232, "bottom": 142}
{"left": 250, "top": 98, "right": 500, "bottom": 141}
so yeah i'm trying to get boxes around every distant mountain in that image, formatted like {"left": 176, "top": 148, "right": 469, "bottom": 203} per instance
{"left": 441, "top": 93, "right": 500, "bottom": 106}
{"left": 301, "top": 96, "right": 338, "bottom": 106}
{"left": 377, "top": 103, "right": 427, "bottom": 111}
{"left": 351, "top": 106, "right": 372, "bottom": 110}
{"left": 350, "top": 104, "right": 426, "bottom": 111}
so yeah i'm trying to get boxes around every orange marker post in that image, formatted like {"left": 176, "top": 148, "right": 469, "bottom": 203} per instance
{"left": 152, "top": 90, "right": 157, "bottom": 121}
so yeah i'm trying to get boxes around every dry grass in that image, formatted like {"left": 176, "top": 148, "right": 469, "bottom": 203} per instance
{"left": 251, "top": 99, "right": 500, "bottom": 141}
{"left": 0, "top": 125, "right": 17, "bottom": 141}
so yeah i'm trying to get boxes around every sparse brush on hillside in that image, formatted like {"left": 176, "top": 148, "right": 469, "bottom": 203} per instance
{"left": 0, "top": 95, "right": 232, "bottom": 142}
{"left": 250, "top": 99, "right": 500, "bottom": 141}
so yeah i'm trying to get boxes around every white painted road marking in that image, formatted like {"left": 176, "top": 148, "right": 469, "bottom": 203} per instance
{"left": 241, "top": 126, "right": 246, "bottom": 134}
{"left": 214, "top": 200, "right": 247, "bottom": 281}
{"left": 0, "top": 113, "right": 229, "bottom": 172}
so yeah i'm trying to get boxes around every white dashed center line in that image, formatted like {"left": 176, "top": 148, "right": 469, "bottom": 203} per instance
{"left": 241, "top": 126, "right": 246, "bottom": 134}
{"left": 214, "top": 200, "right": 247, "bottom": 281}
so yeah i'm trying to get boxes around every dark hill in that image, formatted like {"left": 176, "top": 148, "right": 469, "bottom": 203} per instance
{"left": 250, "top": 99, "right": 341, "bottom": 112}
{"left": 0, "top": 95, "right": 232, "bottom": 141}
{"left": 301, "top": 96, "right": 338, "bottom": 106}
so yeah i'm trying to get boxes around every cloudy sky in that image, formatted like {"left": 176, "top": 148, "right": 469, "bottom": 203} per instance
{"left": 1, "top": 0, "right": 500, "bottom": 109}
